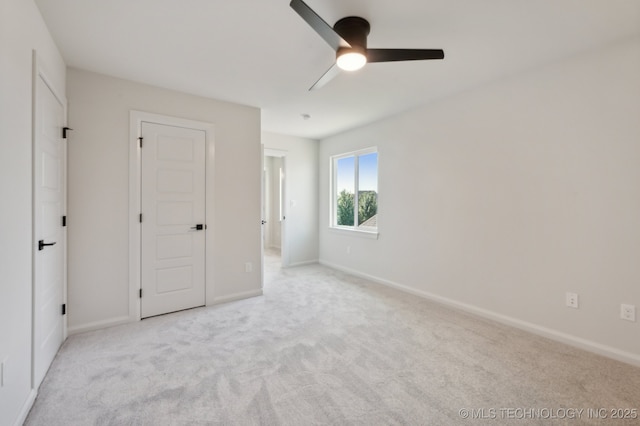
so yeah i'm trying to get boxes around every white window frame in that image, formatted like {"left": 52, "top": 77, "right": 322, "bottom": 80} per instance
{"left": 330, "top": 147, "right": 379, "bottom": 239}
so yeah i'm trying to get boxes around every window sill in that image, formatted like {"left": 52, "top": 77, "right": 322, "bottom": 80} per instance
{"left": 329, "top": 226, "right": 379, "bottom": 240}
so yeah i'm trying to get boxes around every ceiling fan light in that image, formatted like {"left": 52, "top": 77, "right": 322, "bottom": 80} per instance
{"left": 336, "top": 51, "right": 367, "bottom": 71}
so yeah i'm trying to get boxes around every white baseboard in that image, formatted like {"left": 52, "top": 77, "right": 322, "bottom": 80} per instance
{"left": 68, "top": 315, "right": 134, "bottom": 335}
{"left": 319, "top": 259, "right": 640, "bottom": 368}
{"left": 68, "top": 289, "right": 265, "bottom": 333}
{"left": 287, "top": 259, "right": 319, "bottom": 268}
{"left": 211, "top": 289, "right": 263, "bottom": 305}
{"left": 14, "top": 389, "right": 36, "bottom": 426}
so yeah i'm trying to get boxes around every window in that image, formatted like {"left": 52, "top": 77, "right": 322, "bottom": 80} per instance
{"left": 331, "top": 148, "right": 378, "bottom": 233}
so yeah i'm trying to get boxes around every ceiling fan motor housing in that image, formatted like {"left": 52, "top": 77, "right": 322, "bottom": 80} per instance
{"left": 334, "top": 16, "right": 370, "bottom": 57}
{"left": 289, "top": 0, "right": 444, "bottom": 89}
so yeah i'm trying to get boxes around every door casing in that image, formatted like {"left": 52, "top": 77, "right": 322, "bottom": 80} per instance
{"left": 129, "top": 111, "right": 214, "bottom": 320}
{"left": 263, "top": 148, "right": 289, "bottom": 268}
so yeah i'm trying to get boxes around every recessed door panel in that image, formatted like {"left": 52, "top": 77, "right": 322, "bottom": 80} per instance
{"left": 156, "top": 201, "right": 193, "bottom": 225}
{"left": 157, "top": 136, "right": 194, "bottom": 161}
{"left": 41, "top": 152, "right": 59, "bottom": 190}
{"left": 156, "top": 266, "right": 193, "bottom": 294}
{"left": 41, "top": 202, "right": 60, "bottom": 236}
{"left": 156, "top": 234, "right": 193, "bottom": 260}
{"left": 157, "top": 169, "right": 194, "bottom": 193}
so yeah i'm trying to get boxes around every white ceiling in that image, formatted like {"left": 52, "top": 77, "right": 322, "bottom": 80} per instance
{"left": 35, "top": 0, "right": 640, "bottom": 139}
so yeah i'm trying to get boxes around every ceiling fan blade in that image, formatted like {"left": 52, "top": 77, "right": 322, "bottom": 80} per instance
{"left": 309, "top": 63, "right": 341, "bottom": 91}
{"left": 367, "top": 48, "right": 445, "bottom": 63}
{"left": 290, "top": 0, "right": 350, "bottom": 50}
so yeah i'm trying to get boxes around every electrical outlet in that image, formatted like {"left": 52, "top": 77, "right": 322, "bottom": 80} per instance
{"left": 620, "top": 304, "right": 636, "bottom": 322}
{"left": 245, "top": 262, "right": 252, "bottom": 273}
{"left": 566, "top": 292, "right": 579, "bottom": 309}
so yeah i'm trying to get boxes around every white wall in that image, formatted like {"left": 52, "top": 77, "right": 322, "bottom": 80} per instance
{"left": 262, "top": 132, "right": 319, "bottom": 266}
{"left": 0, "top": 1, "right": 66, "bottom": 424}
{"left": 319, "top": 37, "right": 640, "bottom": 366}
{"left": 66, "top": 68, "right": 262, "bottom": 333}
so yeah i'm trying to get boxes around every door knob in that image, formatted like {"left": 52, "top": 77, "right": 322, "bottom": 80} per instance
{"left": 38, "top": 240, "right": 56, "bottom": 251}
{"left": 190, "top": 224, "right": 204, "bottom": 230}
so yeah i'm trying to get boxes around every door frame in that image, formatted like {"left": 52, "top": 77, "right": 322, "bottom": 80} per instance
{"left": 129, "top": 111, "right": 214, "bottom": 320}
{"left": 263, "top": 148, "right": 289, "bottom": 268}
{"left": 31, "top": 50, "right": 68, "bottom": 387}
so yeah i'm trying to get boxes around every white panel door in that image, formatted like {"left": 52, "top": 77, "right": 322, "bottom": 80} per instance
{"left": 33, "top": 74, "right": 66, "bottom": 389}
{"left": 141, "top": 122, "right": 206, "bottom": 318}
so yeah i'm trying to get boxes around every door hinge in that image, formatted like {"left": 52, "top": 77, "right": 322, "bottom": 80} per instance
{"left": 62, "top": 215, "right": 67, "bottom": 227}
{"left": 138, "top": 137, "right": 143, "bottom": 148}
{"left": 139, "top": 289, "right": 143, "bottom": 299}
{"left": 139, "top": 213, "right": 143, "bottom": 223}
{"left": 62, "top": 127, "right": 73, "bottom": 139}
{"left": 62, "top": 303, "right": 66, "bottom": 315}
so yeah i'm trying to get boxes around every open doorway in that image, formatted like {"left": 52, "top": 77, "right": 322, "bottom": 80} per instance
{"left": 263, "top": 149, "right": 288, "bottom": 276}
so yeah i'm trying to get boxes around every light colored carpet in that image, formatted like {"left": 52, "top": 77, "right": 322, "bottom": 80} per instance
{"left": 26, "top": 253, "right": 640, "bottom": 425}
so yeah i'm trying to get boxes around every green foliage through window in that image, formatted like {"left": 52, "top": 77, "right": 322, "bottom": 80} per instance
{"left": 333, "top": 149, "right": 378, "bottom": 230}
{"left": 337, "top": 190, "right": 355, "bottom": 226}
{"left": 358, "top": 191, "right": 377, "bottom": 226}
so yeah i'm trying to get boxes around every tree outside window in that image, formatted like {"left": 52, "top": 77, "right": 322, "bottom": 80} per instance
{"left": 333, "top": 149, "right": 378, "bottom": 231}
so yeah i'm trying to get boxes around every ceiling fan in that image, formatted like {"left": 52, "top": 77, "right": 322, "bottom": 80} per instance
{"left": 290, "top": 0, "right": 445, "bottom": 90}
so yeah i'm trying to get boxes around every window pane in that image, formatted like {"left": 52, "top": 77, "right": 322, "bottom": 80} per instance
{"left": 358, "top": 152, "right": 378, "bottom": 227}
{"left": 336, "top": 157, "right": 355, "bottom": 226}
